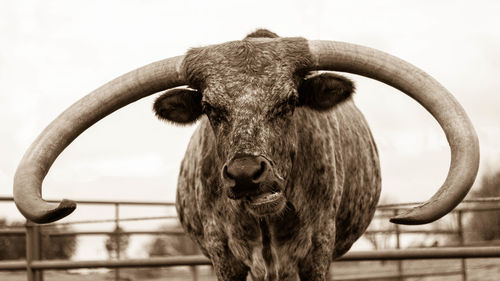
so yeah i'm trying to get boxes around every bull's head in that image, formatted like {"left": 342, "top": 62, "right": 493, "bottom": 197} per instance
{"left": 13, "top": 30, "right": 479, "bottom": 225}
{"left": 152, "top": 31, "right": 355, "bottom": 216}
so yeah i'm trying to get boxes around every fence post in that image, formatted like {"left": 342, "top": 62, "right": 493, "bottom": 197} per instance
{"left": 394, "top": 209, "right": 403, "bottom": 281}
{"left": 457, "top": 210, "right": 467, "bottom": 281}
{"left": 26, "top": 220, "right": 43, "bottom": 281}
{"left": 115, "top": 203, "right": 120, "bottom": 281}
{"left": 190, "top": 265, "right": 199, "bottom": 281}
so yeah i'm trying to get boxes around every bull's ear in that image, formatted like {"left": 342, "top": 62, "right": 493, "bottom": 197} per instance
{"left": 298, "top": 73, "right": 355, "bottom": 111}
{"left": 153, "top": 88, "right": 203, "bottom": 124}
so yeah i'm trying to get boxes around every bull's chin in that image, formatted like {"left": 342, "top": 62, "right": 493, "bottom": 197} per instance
{"left": 244, "top": 191, "right": 287, "bottom": 217}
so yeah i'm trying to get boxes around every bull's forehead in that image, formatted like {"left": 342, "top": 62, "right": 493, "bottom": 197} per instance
{"left": 182, "top": 37, "right": 312, "bottom": 107}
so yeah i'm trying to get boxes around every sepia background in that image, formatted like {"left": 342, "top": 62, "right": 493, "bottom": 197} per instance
{"left": 1, "top": 0, "right": 499, "bottom": 261}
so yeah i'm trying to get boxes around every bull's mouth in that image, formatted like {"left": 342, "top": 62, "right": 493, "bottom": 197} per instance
{"left": 244, "top": 191, "right": 286, "bottom": 216}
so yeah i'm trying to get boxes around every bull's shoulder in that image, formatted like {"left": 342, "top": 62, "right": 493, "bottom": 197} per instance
{"left": 333, "top": 101, "right": 382, "bottom": 258}
{"left": 176, "top": 118, "right": 220, "bottom": 247}
{"left": 291, "top": 100, "right": 381, "bottom": 258}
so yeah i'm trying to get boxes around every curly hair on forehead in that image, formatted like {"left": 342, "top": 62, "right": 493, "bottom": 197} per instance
{"left": 182, "top": 37, "right": 312, "bottom": 91}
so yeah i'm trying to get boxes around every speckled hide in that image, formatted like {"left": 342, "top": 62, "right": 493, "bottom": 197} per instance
{"left": 156, "top": 30, "right": 381, "bottom": 281}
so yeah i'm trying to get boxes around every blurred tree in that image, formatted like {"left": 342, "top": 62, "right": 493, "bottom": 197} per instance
{"left": 147, "top": 224, "right": 201, "bottom": 257}
{"left": 0, "top": 219, "right": 77, "bottom": 260}
{"left": 143, "top": 224, "right": 203, "bottom": 280}
{"left": 43, "top": 224, "right": 77, "bottom": 259}
{"left": 0, "top": 219, "right": 25, "bottom": 260}
{"left": 411, "top": 216, "right": 459, "bottom": 248}
{"left": 364, "top": 214, "right": 393, "bottom": 250}
{"left": 464, "top": 169, "right": 500, "bottom": 243}
{"left": 105, "top": 226, "right": 130, "bottom": 259}
{"left": 363, "top": 196, "right": 394, "bottom": 250}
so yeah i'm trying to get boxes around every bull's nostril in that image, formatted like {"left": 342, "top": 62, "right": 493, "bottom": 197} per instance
{"left": 253, "top": 161, "right": 266, "bottom": 180}
{"left": 223, "top": 165, "right": 234, "bottom": 180}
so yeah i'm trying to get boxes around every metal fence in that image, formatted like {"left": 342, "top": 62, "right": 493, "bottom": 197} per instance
{"left": 1, "top": 196, "right": 500, "bottom": 281}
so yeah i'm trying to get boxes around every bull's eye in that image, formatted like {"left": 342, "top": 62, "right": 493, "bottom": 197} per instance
{"left": 202, "top": 101, "right": 227, "bottom": 124}
{"left": 272, "top": 97, "right": 296, "bottom": 118}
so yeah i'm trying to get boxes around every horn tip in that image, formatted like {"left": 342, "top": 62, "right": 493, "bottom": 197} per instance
{"left": 389, "top": 208, "right": 436, "bottom": 225}
{"left": 30, "top": 199, "right": 77, "bottom": 224}
{"left": 389, "top": 215, "right": 416, "bottom": 225}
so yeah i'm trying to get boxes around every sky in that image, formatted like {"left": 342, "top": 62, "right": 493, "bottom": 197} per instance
{"left": 1, "top": 0, "right": 500, "bottom": 258}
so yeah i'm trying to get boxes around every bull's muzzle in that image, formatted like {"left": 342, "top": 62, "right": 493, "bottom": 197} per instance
{"left": 222, "top": 155, "right": 286, "bottom": 216}
{"left": 223, "top": 155, "right": 273, "bottom": 198}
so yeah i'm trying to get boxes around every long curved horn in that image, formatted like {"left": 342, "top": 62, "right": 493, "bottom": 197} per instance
{"left": 307, "top": 40, "right": 479, "bottom": 225}
{"left": 13, "top": 56, "right": 185, "bottom": 223}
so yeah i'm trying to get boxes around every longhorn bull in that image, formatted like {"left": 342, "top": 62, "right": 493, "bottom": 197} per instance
{"left": 13, "top": 30, "right": 479, "bottom": 280}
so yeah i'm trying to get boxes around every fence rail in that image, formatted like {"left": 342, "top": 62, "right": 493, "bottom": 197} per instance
{"left": 1, "top": 247, "right": 499, "bottom": 271}
{"left": 1, "top": 196, "right": 500, "bottom": 281}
